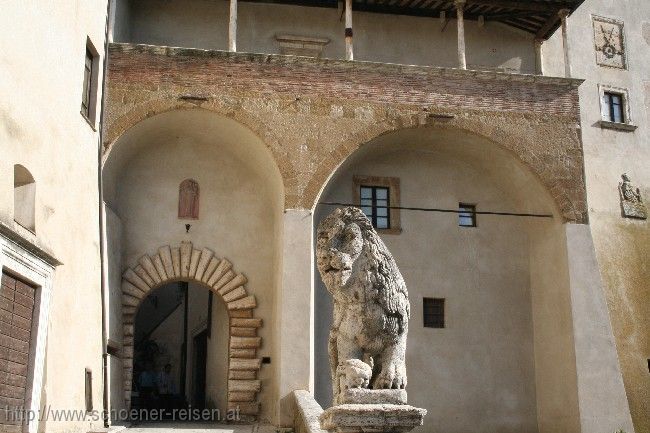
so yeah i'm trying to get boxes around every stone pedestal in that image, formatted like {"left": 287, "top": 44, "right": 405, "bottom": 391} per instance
{"left": 320, "top": 404, "right": 426, "bottom": 433}
{"left": 340, "top": 389, "right": 408, "bottom": 405}
{"left": 320, "top": 389, "right": 426, "bottom": 433}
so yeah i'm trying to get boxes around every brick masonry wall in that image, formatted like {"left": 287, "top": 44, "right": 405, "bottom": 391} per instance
{"left": 104, "top": 43, "right": 588, "bottom": 223}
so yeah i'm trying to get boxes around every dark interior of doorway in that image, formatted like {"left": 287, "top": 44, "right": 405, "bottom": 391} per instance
{"left": 192, "top": 330, "right": 208, "bottom": 409}
{"left": 131, "top": 281, "right": 212, "bottom": 418}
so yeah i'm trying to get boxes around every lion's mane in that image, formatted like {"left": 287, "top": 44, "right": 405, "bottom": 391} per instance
{"left": 320, "top": 207, "right": 410, "bottom": 339}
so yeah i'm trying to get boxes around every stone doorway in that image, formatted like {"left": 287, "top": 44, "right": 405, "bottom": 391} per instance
{"left": 121, "top": 241, "right": 263, "bottom": 419}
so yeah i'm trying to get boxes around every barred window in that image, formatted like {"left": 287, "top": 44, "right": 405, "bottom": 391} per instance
{"left": 423, "top": 298, "right": 445, "bottom": 328}
{"left": 459, "top": 203, "right": 476, "bottom": 227}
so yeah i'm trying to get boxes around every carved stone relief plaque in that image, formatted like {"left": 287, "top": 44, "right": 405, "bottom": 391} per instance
{"left": 593, "top": 16, "right": 626, "bottom": 69}
{"left": 178, "top": 179, "right": 199, "bottom": 219}
{"left": 619, "top": 174, "right": 647, "bottom": 219}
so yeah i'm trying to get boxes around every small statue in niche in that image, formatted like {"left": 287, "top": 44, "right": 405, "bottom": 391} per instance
{"left": 178, "top": 179, "right": 199, "bottom": 219}
{"left": 619, "top": 174, "right": 647, "bottom": 219}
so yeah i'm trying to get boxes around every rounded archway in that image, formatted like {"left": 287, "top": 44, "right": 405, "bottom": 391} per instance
{"left": 122, "top": 242, "right": 262, "bottom": 417}
{"left": 102, "top": 109, "right": 284, "bottom": 422}
{"left": 313, "top": 126, "right": 580, "bottom": 433}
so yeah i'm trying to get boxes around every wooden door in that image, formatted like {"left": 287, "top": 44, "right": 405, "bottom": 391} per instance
{"left": 0, "top": 272, "right": 36, "bottom": 433}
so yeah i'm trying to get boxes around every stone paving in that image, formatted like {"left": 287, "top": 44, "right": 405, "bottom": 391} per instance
{"left": 121, "top": 423, "right": 278, "bottom": 433}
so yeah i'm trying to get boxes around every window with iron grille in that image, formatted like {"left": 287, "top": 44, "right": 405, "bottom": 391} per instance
{"left": 423, "top": 298, "right": 445, "bottom": 328}
{"left": 602, "top": 91, "right": 625, "bottom": 123}
{"left": 360, "top": 185, "right": 390, "bottom": 229}
{"left": 458, "top": 203, "right": 476, "bottom": 227}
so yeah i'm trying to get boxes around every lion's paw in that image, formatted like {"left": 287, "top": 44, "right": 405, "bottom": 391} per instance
{"left": 373, "top": 364, "right": 407, "bottom": 389}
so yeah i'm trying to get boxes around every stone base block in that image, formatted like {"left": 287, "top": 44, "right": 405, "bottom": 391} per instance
{"left": 622, "top": 201, "right": 647, "bottom": 219}
{"left": 320, "top": 404, "right": 426, "bottom": 433}
{"left": 340, "top": 389, "right": 407, "bottom": 405}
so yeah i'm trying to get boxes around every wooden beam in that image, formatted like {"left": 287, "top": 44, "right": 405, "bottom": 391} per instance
{"left": 558, "top": 8, "right": 571, "bottom": 77}
{"left": 486, "top": 11, "right": 545, "bottom": 21}
{"left": 440, "top": 10, "right": 449, "bottom": 31}
{"left": 455, "top": 0, "right": 467, "bottom": 69}
{"left": 534, "top": 38, "right": 543, "bottom": 75}
{"left": 229, "top": 0, "right": 238, "bottom": 52}
{"left": 535, "top": 10, "right": 560, "bottom": 39}
{"left": 345, "top": 0, "right": 353, "bottom": 60}
{"left": 465, "top": 0, "right": 574, "bottom": 12}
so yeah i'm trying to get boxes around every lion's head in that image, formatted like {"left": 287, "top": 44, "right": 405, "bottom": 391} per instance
{"left": 316, "top": 207, "right": 408, "bottom": 320}
{"left": 316, "top": 207, "right": 373, "bottom": 291}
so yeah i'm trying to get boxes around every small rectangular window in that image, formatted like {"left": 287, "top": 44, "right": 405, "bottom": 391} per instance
{"left": 458, "top": 203, "right": 476, "bottom": 227}
{"left": 603, "top": 91, "right": 625, "bottom": 123}
{"left": 85, "top": 368, "right": 93, "bottom": 412}
{"left": 81, "top": 49, "right": 93, "bottom": 118}
{"left": 81, "top": 39, "right": 99, "bottom": 126}
{"left": 353, "top": 176, "right": 401, "bottom": 233}
{"left": 360, "top": 185, "right": 391, "bottom": 229}
{"left": 423, "top": 298, "right": 445, "bottom": 328}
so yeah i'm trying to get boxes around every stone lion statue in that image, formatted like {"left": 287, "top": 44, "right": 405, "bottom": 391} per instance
{"left": 317, "top": 207, "right": 410, "bottom": 404}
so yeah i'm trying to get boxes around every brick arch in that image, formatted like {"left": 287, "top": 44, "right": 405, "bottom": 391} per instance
{"left": 103, "top": 98, "right": 586, "bottom": 223}
{"left": 102, "top": 102, "right": 284, "bottom": 172}
{"left": 121, "top": 241, "right": 262, "bottom": 418}
{"left": 304, "top": 118, "right": 587, "bottom": 224}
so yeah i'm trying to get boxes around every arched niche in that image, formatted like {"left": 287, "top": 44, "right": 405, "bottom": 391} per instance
{"left": 312, "top": 126, "right": 580, "bottom": 433}
{"left": 13, "top": 164, "right": 36, "bottom": 232}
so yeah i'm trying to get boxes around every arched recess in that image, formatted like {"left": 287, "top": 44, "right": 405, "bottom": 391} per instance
{"left": 307, "top": 122, "right": 585, "bottom": 223}
{"left": 121, "top": 241, "right": 263, "bottom": 418}
{"left": 13, "top": 164, "right": 36, "bottom": 232}
{"left": 312, "top": 126, "right": 582, "bottom": 432}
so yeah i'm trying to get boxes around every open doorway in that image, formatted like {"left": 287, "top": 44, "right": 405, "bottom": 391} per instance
{"left": 131, "top": 281, "right": 226, "bottom": 416}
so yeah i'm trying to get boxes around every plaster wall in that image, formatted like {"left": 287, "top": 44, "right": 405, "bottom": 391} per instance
{"left": 105, "top": 205, "right": 124, "bottom": 345}
{"left": 105, "top": 204, "right": 126, "bottom": 414}
{"left": 103, "top": 109, "right": 283, "bottom": 422}
{"left": 313, "top": 129, "right": 575, "bottom": 433}
{"left": 117, "top": 0, "right": 535, "bottom": 73}
{"left": 0, "top": 1, "right": 107, "bottom": 432}
{"left": 543, "top": 2, "right": 650, "bottom": 431}
{"left": 14, "top": 183, "right": 36, "bottom": 232}
{"left": 528, "top": 222, "right": 580, "bottom": 433}
{"left": 112, "top": 0, "right": 132, "bottom": 43}
{"left": 276, "top": 210, "right": 315, "bottom": 426}
{"left": 109, "top": 356, "right": 126, "bottom": 416}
